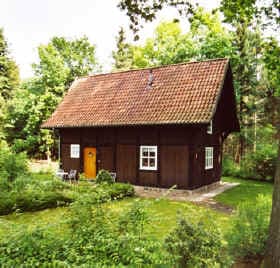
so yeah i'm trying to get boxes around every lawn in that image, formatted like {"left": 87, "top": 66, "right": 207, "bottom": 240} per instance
{"left": 216, "top": 177, "right": 273, "bottom": 207}
{"left": 0, "top": 176, "right": 273, "bottom": 242}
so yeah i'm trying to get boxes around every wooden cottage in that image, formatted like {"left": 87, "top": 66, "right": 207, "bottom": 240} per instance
{"left": 42, "top": 58, "right": 239, "bottom": 190}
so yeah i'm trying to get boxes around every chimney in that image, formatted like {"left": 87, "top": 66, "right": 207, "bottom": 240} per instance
{"left": 147, "top": 69, "right": 154, "bottom": 89}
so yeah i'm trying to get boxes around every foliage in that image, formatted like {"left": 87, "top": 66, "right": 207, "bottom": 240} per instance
{"left": 118, "top": 0, "right": 195, "bottom": 40}
{"left": 0, "top": 161, "right": 134, "bottom": 215}
{"left": 165, "top": 214, "right": 229, "bottom": 267}
{"left": 0, "top": 140, "right": 28, "bottom": 182}
{"left": 226, "top": 195, "right": 271, "bottom": 260}
{"left": 95, "top": 169, "right": 115, "bottom": 184}
{"left": 0, "top": 199, "right": 167, "bottom": 266}
{"left": 0, "top": 28, "right": 19, "bottom": 100}
{"left": 112, "top": 27, "right": 134, "bottom": 70}
{"left": 125, "top": 9, "right": 234, "bottom": 69}
{"left": 4, "top": 36, "right": 98, "bottom": 158}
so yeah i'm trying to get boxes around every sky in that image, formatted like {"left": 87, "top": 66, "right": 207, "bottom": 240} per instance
{"left": 0, "top": 0, "right": 219, "bottom": 79}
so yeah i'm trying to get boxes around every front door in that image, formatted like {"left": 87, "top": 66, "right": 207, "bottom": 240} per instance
{"left": 84, "top": 147, "right": 96, "bottom": 179}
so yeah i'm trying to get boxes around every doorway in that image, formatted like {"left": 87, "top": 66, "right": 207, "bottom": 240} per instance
{"left": 84, "top": 147, "right": 96, "bottom": 178}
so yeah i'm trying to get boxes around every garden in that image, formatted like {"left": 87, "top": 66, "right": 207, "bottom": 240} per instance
{"left": 0, "top": 143, "right": 273, "bottom": 267}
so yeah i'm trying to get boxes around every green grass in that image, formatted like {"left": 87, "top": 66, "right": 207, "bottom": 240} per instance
{"left": 0, "top": 207, "right": 69, "bottom": 239}
{"left": 215, "top": 177, "right": 273, "bottom": 208}
{"left": 0, "top": 176, "right": 273, "bottom": 242}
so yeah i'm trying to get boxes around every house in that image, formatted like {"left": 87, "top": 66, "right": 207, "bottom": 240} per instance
{"left": 42, "top": 58, "right": 239, "bottom": 190}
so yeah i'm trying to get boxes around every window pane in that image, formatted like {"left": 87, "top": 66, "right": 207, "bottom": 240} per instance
{"left": 149, "top": 151, "right": 155, "bottom": 157}
{"left": 142, "top": 158, "right": 149, "bottom": 167}
{"left": 149, "top": 158, "right": 155, "bottom": 167}
{"left": 142, "top": 149, "right": 148, "bottom": 157}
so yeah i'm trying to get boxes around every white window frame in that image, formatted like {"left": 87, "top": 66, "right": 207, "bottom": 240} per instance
{"left": 139, "top": 145, "right": 158, "bottom": 171}
{"left": 207, "top": 120, "right": 213, "bottom": 134}
{"left": 205, "top": 147, "right": 213, "bottom": 170}
{"left": 70, "top": 144, "right": 80, "bottom": 158}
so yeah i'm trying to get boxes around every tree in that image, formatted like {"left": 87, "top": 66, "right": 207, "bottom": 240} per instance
{"left": 0, "top": 28, "right": 19, "bottom": 100}
{"left": 4, "top": 36, "right": 98, "bottom": 158}
{"left": 112, "top": 27, "right": 134, "bottom": 70}
{"left": 126, "top": 9, "right": 234, "bottom": 69}
{"left": 262, "top": 38, "right": 280, "bottom": 267}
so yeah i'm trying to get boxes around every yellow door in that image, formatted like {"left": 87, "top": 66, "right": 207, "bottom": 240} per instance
{"left": 84, "top": 147, "right": 96, "bottom": 179}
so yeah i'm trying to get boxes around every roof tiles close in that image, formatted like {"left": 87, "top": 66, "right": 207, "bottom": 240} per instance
{"left": 42, "top": 58, "right": 229, "bottom": 128}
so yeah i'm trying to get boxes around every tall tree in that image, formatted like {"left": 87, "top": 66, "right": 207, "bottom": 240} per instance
{"left": 4, "top": 36, "right": 98, "bottom": 159}
{"left": 0, "top": 28, "right": 19, "bottom": 100}
{"left": 126, "top": 9, "right": 234, "bottom": 69}
{"left": 112, "top": 27, "right": 133, "bottom": 70}
{"left": 262, "top": 38, "right": 280, "bottom": 267}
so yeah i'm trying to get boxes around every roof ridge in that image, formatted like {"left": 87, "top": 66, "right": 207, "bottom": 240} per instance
{"left": 77, "top": 58, "right": 229, "bottom": 80}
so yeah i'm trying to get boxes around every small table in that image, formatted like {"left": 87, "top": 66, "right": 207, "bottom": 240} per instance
{"left": 56, "top": 171, "right": 68, "bottom": 180}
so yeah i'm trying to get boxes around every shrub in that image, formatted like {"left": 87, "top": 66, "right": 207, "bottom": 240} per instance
{"left": 222, "top": 156, "right": 240, "bottom": 177}
{"left": 226, "top": 195, "right": 271, "bottom": 260}
{"left": 0, "top": 141, "right": 28, "bottom": 181}
{"left": 101, "top": 182, "right": 135, "bottom": 200}
{"left": 0, "top": 227, "right": 66, "bottom": 267}
{"left": 165, "top": 215, "right": 229, "bottom": 267}
{"left": 0, "top": 199, "right": 167, "bottom": 266}
{"left": 95, "top": 169, "right": 114, "bottom": 184}
{"left": 240, "top": 145, "right": 276, "bottom": 181}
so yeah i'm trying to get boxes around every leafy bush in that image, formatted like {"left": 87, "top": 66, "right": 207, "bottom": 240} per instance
{"left": 0, "top": 141, "right": 28, "bottom": 181}
{"left": 0, "top": 199, "right": 167, "bottom": 266}
{"left": 0, "top": 227, "right": 66, "bottom": 267}
{"left": 223, "top": 146, "right": 276, "bottom": 182}
{"left": 165, "top": 215, "right": 229, "bottom": 267}
{"left": 95, "top": 169, "right": 114, "bottom": 184}
{"left": 222, "top": 156, "right": 240, "bottom": 177}
{"left": 226, "top": 195, "right": 271, "bottom": 260}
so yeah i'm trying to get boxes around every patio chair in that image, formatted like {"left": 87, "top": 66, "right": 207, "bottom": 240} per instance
{"left": 68, "top": 169, "right": 77, "bottom": 183}
{"left": 110, "top": 172, "right": 117, "bottom": 182}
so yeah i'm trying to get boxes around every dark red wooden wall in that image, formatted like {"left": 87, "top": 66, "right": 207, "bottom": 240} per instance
{"left": 58, "top": 73, "right": 239, "bottom": 190}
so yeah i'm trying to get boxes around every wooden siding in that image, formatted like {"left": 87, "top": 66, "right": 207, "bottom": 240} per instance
{"left": 160, "top": 145, "right": 189, "bottom": 188}
{"left": 116, "top": 144, "right": 137, "bottom": 184}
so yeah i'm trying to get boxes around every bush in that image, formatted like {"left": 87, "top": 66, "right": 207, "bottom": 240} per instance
{"left": 226, "top": 195, "right": 271, "bottom": 260}
{"left": 95, "top": 169, "right": 114, "bottom": 184}
{"left": 222, "top": 156, "right": 240, "bottom": 177}
{"left": 0, "top": 141, "right": 28, "bottom": 181}
{"left": 0, "top": 199, "right": 167, "bottom": 266}
{"left": 165, "top": 215, "right": 229, "bottom": 267}
{"left": 101, "top": 182, "right": 135, "bottom": 200}
{"left": 223, "top": 146, "right": 276, "bottom": 182}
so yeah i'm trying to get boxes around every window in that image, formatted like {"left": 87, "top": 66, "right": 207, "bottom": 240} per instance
{"left": 205, "top": 147, "right": 213, "bottom": 169}
{"left": 207, "top": 120, "right": 213, "bottom": 134}
{"left": 140, "top": 146, "right": 157, "bottom": 170}
{"left": 70, "top": 144, "right": 80, "bottom": 158}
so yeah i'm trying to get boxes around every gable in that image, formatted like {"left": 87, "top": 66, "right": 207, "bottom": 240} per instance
{"left": 42, "top": 58, "right": 233, "bottom": 128}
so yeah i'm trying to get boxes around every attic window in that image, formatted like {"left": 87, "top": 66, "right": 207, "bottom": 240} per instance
{"left": 207, "top": 120, "right": 213, "bottom": 134}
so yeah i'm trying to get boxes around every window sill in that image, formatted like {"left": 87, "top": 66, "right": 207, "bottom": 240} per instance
{"left": 139, "top": 168, "right": 157, "bottom": 171}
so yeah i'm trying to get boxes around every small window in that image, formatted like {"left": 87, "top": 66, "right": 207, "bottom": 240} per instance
{"left": 207, "top": 120, "right": 213, "bottom": 134}
{"left": 70, "top": 144, "right": 80, "bottom": 158}
{"left": 140, "top": 146, "right": 157, "bottom": 170}
{"left": 205, "top": 147, "right": 213, "bottom": 170}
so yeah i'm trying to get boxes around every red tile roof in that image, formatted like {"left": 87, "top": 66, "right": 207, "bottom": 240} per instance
{"left": 42, "top": 58, "right": 229, "bottom": 128}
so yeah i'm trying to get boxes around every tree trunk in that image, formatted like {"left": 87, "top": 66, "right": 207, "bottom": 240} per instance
{"left": 264, "top": 140, "right": 280, "bottom": 267}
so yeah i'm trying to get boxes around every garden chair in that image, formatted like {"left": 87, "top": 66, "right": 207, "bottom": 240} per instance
{"left": 110, "top": 172, "right": 117, "bottom": 182}
{"left": 68, "top": 169, "right": 77, "bottom": 183}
